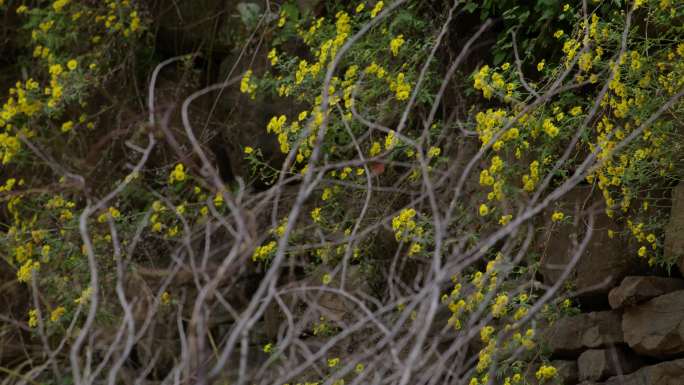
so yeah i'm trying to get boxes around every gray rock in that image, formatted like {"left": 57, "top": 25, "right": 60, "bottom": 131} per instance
{"left": 539, "top": 186, "right": 642, "bottom": 296}
{"left": 582, "top": 358, "right": 684, "bottom": 385}
{"left": 578, "top": 348, "right": 642, "bottom": 382}
{"left": 552, "top": 360, "right": 579, "bottom": 385}
{"left": 622, "top": 290, "right": 684, "bottom": 357}
{"left": 665, "top": 182, "right": 684, "bottom": 276}
{"left": 608, "top": 276, "right": 684, "bottom": 309}
{"left": 543, "top": 310, "right": 623, "bottom": 356}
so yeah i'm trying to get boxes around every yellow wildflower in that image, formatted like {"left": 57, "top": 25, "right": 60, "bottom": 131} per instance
{"left": 370, "top": 1, "right": 384, "bottom": 18}
{"left": 50, "top": 306, "right": 66, "bottom": 322}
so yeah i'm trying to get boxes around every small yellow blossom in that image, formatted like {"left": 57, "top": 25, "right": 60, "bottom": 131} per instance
{"left": 28, "top": 309, "right": 38, "bottom": 328}
{"left": 67, "top": 59, "right": 78, "bottom": 71}
{"left": 551, "top": 211, "right": 564, "bottom": 222}
{"left": 61, "top": 121, "right": 74, "bottom": 133}
{"left": 390, "top": 34, "right": 405, "bottom": 56}
{"left": 499, "top": 214, "right": 512, "bottom": 225}
{"left": 535, "top": 365, "right": 557, "bottom": 381}
{"left": 370, "top": 1, "right": 384, "bottom": 18}
{"left": 479, "top": 203, "right": 489, "bottom": 216}
{"left": 537, "top": 60, "right": 545, "bottom": 71}
{"left": 267, "top": 48, "right": 278, "bottom": 66}
{"left": 169, "top": 163, "right": 186, "bottom": 184}
{"left": 311, "top": 207, "right": 322, "bottom": 223}
{"left": 50, "top": 306, "right": 66, "bottom": 322}
{"left": 427, "top": 146, "right": 441, "bottom": 158}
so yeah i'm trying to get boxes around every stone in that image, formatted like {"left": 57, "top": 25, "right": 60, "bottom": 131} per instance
{"left": 539, "top": 186, "right": 644, "bottom": 297}
{"left": 583, "top": 358, "right": 684, "bottom": 385}
{"left": 665, "top": 182, "right": 684, "bottom": 276}
{"left": 622, "top": 290, "right": 684, "bottom": 357}
{"left": 578, "top": 348, "right": 642, "bottom": 382}
{"left": 608, "top": 276, "right": 684, "bottom": 309}
{"left": 543, "top": 310, "right": 623, "bottom": 356}
{"left": 552, "top": 360, "right": 579, "bottom": 385}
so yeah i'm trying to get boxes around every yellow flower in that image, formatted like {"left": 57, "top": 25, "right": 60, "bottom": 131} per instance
{"left": 537, "top": 60, "right": 545, "bottom": 71}
{"left": 369, "top": 141, "right": 382, "bottom": 156}
{"left": 638, "top": 246, "right": 647, "bottom": 257}
{"left": 535, "top": 365, "right": 557, "bottom": 381}
{"left": 50, "top": 306, "right": 66, "bottom": 322}
{"left": 16, "top": 5, "right": 28, "bottom": 14}
{"left": 28, "top": 309, "right": 38, "bottom": 328}
{"left": 322, "top": 273, "right": 332, "bottom": 285}
{"left": 17, "top": 259, "right": 40, "bottom": 283}
{"left": 53, "top": 0, "right": 70, "bottom": 12}
{"left": 267, "top": 48, "right": 278, "bottom": 66}
{"left": 49, "top": 64, "right": 63, "bottom": 77}
{"left": 161, "top": 291, "right": 171, "bottom": 305}
{"left": 244, "top": 146, "right": 254, "bottom": 154}
{"left": 427, "top": 146, "right": 441, "bottom": 158}
{"left": 108, "top": 206, "right": 121, "bottom": 219}
{"left": 355, "top": 3, "right": 365, "bottom": 13}
{"left": 499, "top": 215, "right": 512, "bottom": 225}
{"left": 277, "top": 10, "right": 287, "bottom": 27}
{"left": 67, "top": 59, "right": 78, "bottom": 71}
{"left": 551, "top": 211, "right": 564, "bottom": 222}
{"left": 355, "top": 363, "right": 365, "bottom": 373}
{"left": 239, "top": 69, "right": 256, "bottom": 97}
{"left": 390, "top": 34, "right": 405, "bottom": 56}
{"left": 61, "top": 121, "right": 74, "bottom": 133}
{"left": 328, "top": 358, "right": 340, "bottom": 367}
{"left": 554, "top": 30, "right": 564, "bottom": 39}
{"left": 169, "top": 163, "right": 186, "bottom": 184}
{"left": 491, "top": 294, "right": 509, "bottom": 317}
{"left": 214, "top": 192, "right": 224, "bottom": 207}
{"left": 408, "top": 242, "right": 422, "bottom": 256}
{"left": 384, "top": 130, "right": 397, "bottom": 150}
{"left": 370, "top": 1, "right": 384, "bottom": 18}
{"left": 479, "top": 203, "right": 489, "bottom": 216}
{"left": 263, "top": 343, "right": 273, "bottom": 353}
{"left": 311, "top": 207, "right": 322, "bottom": 223}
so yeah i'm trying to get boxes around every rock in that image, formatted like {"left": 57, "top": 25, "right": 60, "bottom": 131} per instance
{"left": 578, "top": 348, "right": 642, "bottom": 382}
{"left": 665, "top": 182, "right": 684, "bottom": 276}
{"left": 622, "top": 290, "right": 684, "bottom": 357}
{"left": 552, "top": 360, "right": 579, "bottom": 385}
{"left": 539, "top": 186, "right": 644, "bottom": 297}
{"left": 608, "top": 276, "right": 684, "bottom": 309}
{"left": 583, "top": 358, "right": 684, "bottom": 385}
{"left": 543, "top": 310, "right": 623, "bottom": 356}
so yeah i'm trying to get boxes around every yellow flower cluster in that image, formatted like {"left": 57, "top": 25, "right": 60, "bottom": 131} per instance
{"left": 168, "top": 163, "right": 186, "bottom": 184}
{"left": 391, "top": 208, "right": 418, "bottom": 241}
{"left": 17, "top": 259, "right": 40, "bottom": 283}
{"left": 535, "top": 364, "right": 557, "bottom": 382}
{"left": 389, "top": 72, "right": 411, "bottom": 101}
{"left": 240, "top": 69, "right": 257, "bottom": 99}
{"left": 389, "top": 34, "right": 405, "bottom": 56}
{"left": 522, "top": 160, "right": 540, "bottom": 192}
{"left": 252, "top": 241, "right": 276, "bottom": 262}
